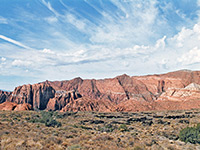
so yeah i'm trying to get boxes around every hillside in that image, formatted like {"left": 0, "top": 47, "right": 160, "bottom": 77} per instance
{"left": 1, "top": 70, "right": 200, "bottom": 112}
{"left": 1, "top": 109, "right": 200, "bottom": 149}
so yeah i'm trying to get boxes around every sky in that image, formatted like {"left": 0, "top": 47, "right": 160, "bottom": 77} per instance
{"left": 0, "top": 0, "right": 200, "bottom": 90}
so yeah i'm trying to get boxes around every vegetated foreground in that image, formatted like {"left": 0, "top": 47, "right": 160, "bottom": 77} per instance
{"left": 1, "top": 109, "right": 200, "bottom": 150}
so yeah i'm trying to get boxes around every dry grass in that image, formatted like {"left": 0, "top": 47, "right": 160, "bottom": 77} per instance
{"left": 1, "top": 109, "right": 200, "bottom": 150}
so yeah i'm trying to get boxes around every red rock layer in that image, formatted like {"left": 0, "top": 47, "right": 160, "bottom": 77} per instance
{"left": 46, "top": 90, "right": 82, "bottom": 111}
{"left": 9, "top": 83, "right": 55, "bottom": 110}
{"left": 1, "top": 70, "right": 200, "bottom": 112}
{"left": 0, "top": 102, "right": 32, "bottom": 111}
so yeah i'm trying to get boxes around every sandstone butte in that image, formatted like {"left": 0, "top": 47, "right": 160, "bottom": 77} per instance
{"left": 1, "top": 69, "right": 200, "bottom": 112}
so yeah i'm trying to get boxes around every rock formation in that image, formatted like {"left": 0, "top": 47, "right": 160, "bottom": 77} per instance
{"left": 46, "top": 90, "right": 82, "bottom": 111}
{"left": 60, "top": 97, "right": 115, "bottom": 112}
{"left": 0, "top": 102, "right": 32, "bottom": 111}
{"left": 14, "top": 103, "right": 33, "bottom": 111}
{"left": 0, "top": 102, "right": 17, "bottom": 111}
{"left": 0, "top": 90, "right": 11, "bottom": 103}
{"left": 1, "top": 70, "right": 200, "bottom": 112}
{"left": 9, "top": 83, "right": 55, "bottom": 110}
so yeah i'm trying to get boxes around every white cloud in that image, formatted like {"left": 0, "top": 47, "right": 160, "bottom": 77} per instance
{"left": 89, "top": 0, "right": 161, "bottom": 47}
{"left": 1, "top": 0, "right": 200, "bottom": 89}
{"left": 12, "top": 59, "right": 33, "bottom": 67}
{"left": 1, "top": 57, "right": 6, "bottom": 62}
{"left": 41, "top": 48, "right": 55, "bottom": 54}
{"left": 149, "top": 23, "right": 200, "bottom": 71}
{"left": 167, "top": 23, "right": 200, "bottom": 53}
{"left": 155, "top": 36, "right": 166, "bottom": 49}
{"left": 45, "top": 16, "right": 58, "bottom": 24}
{"left": 0, "top": 16, "right": 7, "bottom": 24}
{"left": 178, "top": 47, "right": 200, "bottom": 65}
{"left": 66, "top": 14, "right": 86, "bottom": 31}
{"left": 41, "top": 0, "right": 59, "bottom": 16}
{"left": 0, "top": 57, "right": 6, "bottom": 68}
{"left": 198, "top": 0, "right": 200, "bottom": 6}
{"left": 0, "top": 35, "right": 32, "bottom": 49}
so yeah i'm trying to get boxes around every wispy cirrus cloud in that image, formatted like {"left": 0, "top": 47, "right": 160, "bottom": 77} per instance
{"left": 0, "top": 35, "right": 32, "bottom": 49}
{"left": 1, "top": 0, "right": 200, "bottom": 90}
{"left": 45, "top": 16, "right": 58, "bottom": 24}
{"left": 0, "top": 16, "right": 7, "bottom": 24}
{"left": 41, "top": 0, "right": 59, "bottom": 16}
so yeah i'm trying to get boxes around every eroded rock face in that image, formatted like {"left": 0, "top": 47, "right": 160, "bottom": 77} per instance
{"left": 2, "top": 70, "right": 200, "bottom": 112}
{"left": 10, "top": 84, "right": 33, "bottom": 104}
{"left": 31, "top": 83, "right": 55, "bottom": 110}
{"left": 157, "top": 83, "right": 200, "bottom": 101}
{"left": 0, "top": 90, "right": 11, "bottom": 103}
{"left": 7, "top": 83, "right": 55, "bottom": 110}
{"left": 48, "top": 74, "right": 155, "bottom": 105}
{"left": 14, "top": 103, "right": 33, "bottom": 111}
{"left": 60, "top": 97, "right": 115, "bottom": 112}
{"left": 0, "top": 102, "right": 17, "bottom": 111}
{"left": 46, "top": 90, "right": 82, "bottom": 111}
{"left": 0, "top": 102, "right": 33, "bottom": 111}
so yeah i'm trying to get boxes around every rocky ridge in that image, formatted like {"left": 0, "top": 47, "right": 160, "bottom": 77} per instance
{"left": 1, "top": 70, "right": 200, "bottom": 112}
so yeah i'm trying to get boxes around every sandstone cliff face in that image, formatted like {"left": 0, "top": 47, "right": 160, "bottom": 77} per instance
{"left": 157, "top": 83, "right": 200, "bottom": 102}
{"left": 8, "top": 83, "right": 55, "bottom": 110}
{"left": 48, "top": 74, "right": 155, "bottom": 105}
{"left": 10, "top": 84, "right": 33, "bottom": 104}
{"left": 1, "top": 70, "right": 200, "bottom": 112}
{"left": 61, "top": 97, "right": 115, "bottom": 112}
{"left": 46, "top": 90, "right": 82, "bottom": 111}
{"left": 31, "top": 83, "right": 55, "bottom": 110}
{"left": 0, "top": 90, "right": 11, "bottom": 103}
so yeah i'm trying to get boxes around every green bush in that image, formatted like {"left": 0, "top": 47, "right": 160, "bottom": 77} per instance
{"left": 118, "top": 124, "right": 129, "bottom": 132}
{"left": 179, "top": 124, "right": 200, "bottom": 144}
{"left": 45, "top": 118, "right": 62, "bottom": 127}
{"left": 29, "top": 111, "right": 62, "bottom": 127}
{"left": 68, "top": 144, "right": 81, "bottom": 150}
{"left": 97, "top": 124, "right": 117, "bottom": 132}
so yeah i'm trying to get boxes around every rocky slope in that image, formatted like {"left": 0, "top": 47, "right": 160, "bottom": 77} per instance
{"left": 0, "top": 90, "right": 11, "bottom": 103}
{"left": 1, "top": 70, "right": 200, "bottom": 112}
{"left": 0, "top": 102, "right": 33, "bottom": 111}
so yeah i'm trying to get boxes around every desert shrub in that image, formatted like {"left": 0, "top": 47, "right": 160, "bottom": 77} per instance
{"left": 41, "top": 111, "right": 61, "bottom": 127}
{"left": 97, "top": 124, "right": 117, "bottom": 132}
{"left": 93, "top": 135, "right": 113, "bottom": 141}
{"left": 72, "top": 124, "right": 79, "bottom": 128}
{"left": 79, "top": 125, "right": 92, "bottom": 130}
{"left": 45, "top": 118, "right": 62, "bottom": 127}
{"left": 29, "top": 111, "right": 61, "bottom": 127}
{"left": 118, "top": 124, "right": 129, "bottom": 132}
{"left": 133, "top": 146, "right": 144, "bottom": 150}
{"left": 68, "top": 144, "right": 81, "bottom": 150}
{"left": 55, "top": 112, "right": 77, "bottom": 119}
{"left": 179, "top": 124, "right": 200, "bottom": 144}
{"left": 40, "top": 111, "right": 54, "bottom": 122}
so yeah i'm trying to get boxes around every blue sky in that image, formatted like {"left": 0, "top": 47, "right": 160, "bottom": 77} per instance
{"left": 0, "top": 0, "right": 200, "bottom": 90}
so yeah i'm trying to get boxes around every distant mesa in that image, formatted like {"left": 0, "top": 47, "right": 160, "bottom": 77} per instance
{"left": 1, "top": 70, "right": 200, "bottom": 112}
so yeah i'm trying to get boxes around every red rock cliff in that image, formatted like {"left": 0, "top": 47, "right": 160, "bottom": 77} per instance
{"left": 1, "top": 70, "right": 200, "bottom": 112}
